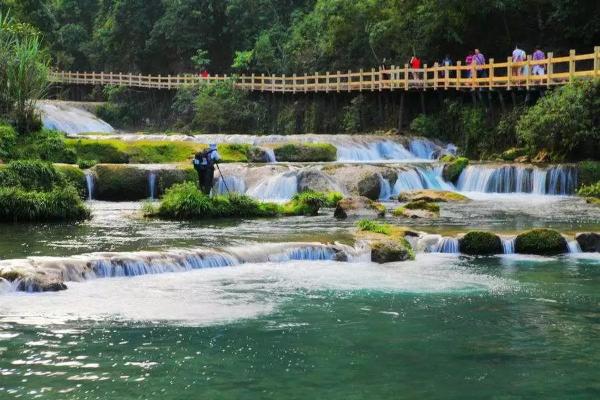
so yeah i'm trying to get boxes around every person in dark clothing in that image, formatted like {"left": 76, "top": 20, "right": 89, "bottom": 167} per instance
{"left": 193, "top": 144, "right": 220, "bottom": 195}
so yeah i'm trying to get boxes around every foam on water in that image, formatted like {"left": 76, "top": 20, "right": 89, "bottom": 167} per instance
{"left": 0, "top": 254, "right": 510, "bottom": 326}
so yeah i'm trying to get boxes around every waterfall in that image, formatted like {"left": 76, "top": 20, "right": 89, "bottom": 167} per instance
{"left": 456, "top": 165, "right": 577, "bottom": 195}
{"left": 378, "top": 174, "right": 393, "bottom": 200}
{"left": 37, "top": 100, "right": 114, "bottom": 134}
{"left": 409, "top": 139, "right": 438, "bottom": 159}
{"left": 148, "top": 172, "right": 157, "bottom": 200}
{"left": 391, "top": 166, "right": 453, "bottom": 196}
{"left": 264, "top": 148, "right": 277, "bottom": 163}
{"left": 246, "top": 171, "right": 298, "bottom": 201}
{"left": 84, "top": 171, "right": 95, "bottom": 200}
{"left": 0, "top": 242, "right": 361, "bottom": 291}
{"left": 337, "top": 140, "right": 416, "bottom": 162}
{"left": 393, "top": 169, "right": 426, "bottom": 193}
{"left": 435, "top": 237, "right": 460, "bottom": 254}
{"left": 567, "top": 240, "right": 582, "bottom": 254}
{"left": 213, "top": 176, "right": 247, "bottom": 195}
{"left": 502, "top": 238, "right": 516, "bottom": 254}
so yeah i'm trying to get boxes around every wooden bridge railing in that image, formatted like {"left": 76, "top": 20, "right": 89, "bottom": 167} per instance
{"left": 50, "top": 46, "right": 600, "bottom": 92}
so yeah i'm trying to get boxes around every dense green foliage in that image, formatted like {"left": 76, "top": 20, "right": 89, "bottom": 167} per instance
{"left": 0, "top": 160, "right": 89, "bottom": 222}
{"left": 459, "top": 231, "right": 502, "bottom": 255}
{"left": 514, "top": 228, "right": 568, "bottom": 255}
{"left": 273, "top": 143, "right": 337, "bottom": 162}
{"left": 577, "top": 182, "right": 600, "bottom": 198}
{"left": 577, "top": 161, "right": 600, "bottom": 187}
{"left": 517, "top": 80, "right": 600, "bottom": 161}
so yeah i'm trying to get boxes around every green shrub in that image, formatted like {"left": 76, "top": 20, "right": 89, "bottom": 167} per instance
{"left": 56, "top": 164, "right": 87, "bottom": 198}
{"left": 577, "top": 182, "right": 600, "bottom": 198}
{"left": 410, "top": 114, "right": 440, "bottom": 138}
{"left": 500, "top": 147, "right": 527, "bottom": 161}
{"left": 157, "top": 182, "right": 280, "bottom": 220}
{"left": 403, "top": 200, "right": 440, "bottom": 213}
{"left": 0, "top": 124, "right": 17, "bottom": 160}
{"left": 0, "top": 186, "right": 89, "bottom": 222}
{"left": 77, "top": 159, "right": 98, "bottom": 169}
{"left": 517, "top": 80, "right": 600, "bottom": 161}
{"left": 66, "top": 139, "right": 129, "bottom": 163}
{"left": 283, "top": 190, "right": 326, "bottom": 216}
{"left": 514, "top": 228, "right": 568, "bottom": 255}
{"left": 577, "top": 161, "right": 600, "bottom": 187}
{"left": 93, "top": 164, "right": 148, "bottom": 201}
{"left": 273, "top": 143, "right": 337, "bottom": 162}
{"left": 324, "top": 191, "right": 344, "bottom": 207}
{"left": 0, "top": 160, "right": 65, "bottom": 191}
{"left": 442, "top": 157, "right": 469, "bottom": 182}
{"left": 459, "top": 231, "right": 502, "bottom": 255}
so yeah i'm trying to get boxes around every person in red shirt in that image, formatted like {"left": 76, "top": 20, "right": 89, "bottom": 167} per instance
{"left": 409, "top": 55, "right": 422, "bottom": 81}
{"left": 200, "top": 70, "right": 209, "bottom": 78}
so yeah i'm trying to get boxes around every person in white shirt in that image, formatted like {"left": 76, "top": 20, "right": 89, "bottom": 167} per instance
{"left": 512, "top": 45, "right": 527, "bottom": 76}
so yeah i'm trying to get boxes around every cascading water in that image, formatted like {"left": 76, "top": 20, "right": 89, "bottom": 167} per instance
{"left": 378, "top": 174, "right": 393, "bottom": 200}
{"left": 409, "top": 139, "right": 438, "bottom": 159}
{"left": 213, "top": 176, "right": 247, "bottom": 195}
{"left": 38, "top": 101, "right": 115, "bottom": 134}
{"left": 246, "top": 171, "right": 298, "bottom": 201}
{"left": 148, "top": 172, "right": 157, "bottom": 200}
{"left": 264, "top": 148, "right": 277, "bottom": 163}
{"left": 434, "top": 237, "right": 460, "bottom": 254}
{"left": 456, "top": 165, "right": 577, "bottom": 195}
{"left": 567, "top": 240, "right": 582, "bottom": 254}
{"left": 502, "top": 238, "right": 516, "bottom": 254}
{"left": 84, "top": 171, "right": 95, "bottom": 200}
{"left": 391, "top": 166, "right": 453, "bottom": 196}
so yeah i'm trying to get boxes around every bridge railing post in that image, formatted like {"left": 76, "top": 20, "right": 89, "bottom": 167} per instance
{"left": 594, "top": 46, "right": 600, "bottom": 77}
{"left": 456, "top": 61, "right": 462, "bottom": 89}
{"left": 404, "top": 64, "right": 409, "bottom": 90}
{"left": 336, "top": 71, "right": 341, "bottom": 92}
{"left": 444, "top": 63, "right": 449, "bottom": 90}
{"left": 506, "top": 57, "right": 512, "bottom": 90}
{"left": 370, "top": 68, "right": 375, "bottom": 91}
{"left": 423, "top": 64, "right": 428, "bottom": 89}
{"left": 525, "top": 55, "right": 532, "bottom": 90}
{"left": 433, "top": 63, "right": 439, "bottom": 90}
{"left": 325, "top": 71, "right": 330, "bottom": 93}
{"left": 359, "top": 69, "right": 364, "bottom": 91}
{"left": 488, "top": 58, "right": 494, "bottom": 89}
{"left": 569, "top": 49, "right": 576, "bottom": 83}
{"left": 271, "top": 74, "right": 275, "bottom": 93}
{"left": 347, "top": 69, "right": 351, "bottom": 92}
{"left": 282, "top": 74, "right": 286, "bottom": 92}
{"left": 251, "top": 73, "right": 255, "bottom": 90}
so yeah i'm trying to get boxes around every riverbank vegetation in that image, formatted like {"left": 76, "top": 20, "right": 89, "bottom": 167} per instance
{"left": 0, "top": 160, "right": 89, "bottom": 222}
{"left": 149, "top": 182, "right": 343, "bottom": 220}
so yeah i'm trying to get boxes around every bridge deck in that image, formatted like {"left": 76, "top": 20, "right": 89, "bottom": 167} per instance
{"left": 50, "top": 47, "right": 600, "bottom": 92}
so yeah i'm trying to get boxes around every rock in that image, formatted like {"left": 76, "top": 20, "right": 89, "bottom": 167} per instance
{"left": 297, "top": 168, "right": 343, "bottom": 193}
{"left": 93, "top": 164, "right": 149, "bottom": 201}
{"left": 459, "top": 231, "right": 503, "bottom": 255}
{"left": 334, "top": 196, "right": 385, "bottom": 219}
{"left": 575, "top": 233, "right": 600, "bottom": 252}
{"left": 514, "top": 155, "right": 530, "bottom": 163}
{"left": 247, "top": 147, "right": 270, "bottom": 163}
{"left": 397, "top": 189, "right": 470, "bottom": 203}
{"left": 357, "top": 173, "right": 381, "bottom": 200}
{"left": 404, "top": 200, "right": 440, "bottom": 212}
{"left": 370, "top": 239, "right": 414, "bottom": 264}
{"left": 532, "top": 150, "right": 550, "bottom": 163}
{"left": 442, "top": 156, "right": 469, "bottom": 182}
{"left": 393, "top": 207, "right": 437, "bottom": 219}
{"left": 515, "top": 229, "right": 568, "bottom": 255}
{"left": 273, "top": 143, "right": 337, "bottom": 162}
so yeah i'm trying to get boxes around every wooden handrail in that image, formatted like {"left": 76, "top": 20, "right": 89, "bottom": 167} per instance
{"left": 49, "top": 46, "right": 600, "bottom": 92}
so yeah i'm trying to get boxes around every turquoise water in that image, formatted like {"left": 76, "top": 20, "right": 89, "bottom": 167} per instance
{"left": 1, "top": 254, "right": 599, "bottom": 399}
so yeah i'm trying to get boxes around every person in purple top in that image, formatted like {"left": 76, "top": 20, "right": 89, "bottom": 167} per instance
{"left": 532, "top": 46, "right": 546, "bottom": 75}
{"left": 474, "top": 49, "right": 487, "bottom": 78}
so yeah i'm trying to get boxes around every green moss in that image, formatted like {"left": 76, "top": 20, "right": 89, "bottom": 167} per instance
{"left": 0, "top": 186, "right": 90, "bottom": 222}
{"left": 397, "top": 190, "right": 470, "bottom": 203}
{"left": 370, "top": 238, "right": 415, "bottom": 263}
{"left": 442, "top": 157, "right": 469, "bottom": 182}
{"left": 93, "top": 164, "right": 149, "bottom": 201}
{"left": 324, "top": 191, "right": 344, "bottom": 207}
{"left": 577, "top": 161, "right": 600, "bottom": 187}
{"left": 283, "top": 190, "right": 326, "bottom": 216}
{"left": 66, "top": 139, "right": 129, "bottom": 163}
{"left": 0, "top": 160, "right": 65, "bottom": 191}
{"left": 577, "top": 182, "right": 600, "bottom": 198}
{"left": 56, "top": 164, "right": 87, "bottom": 198}
{"left": 357, "top": 219, "right": 392, "bottom": 235}
{"left": 459, "top": 231, "right": 503, "bottom": 255}
{"left": 404, "top": 200, "right": 440, "bottom": 213}
{"left": 515, "top": 229, "right": 568, "bottom": 255}
{"left": 273, "top": 143, "right": 337, "bottom": 162}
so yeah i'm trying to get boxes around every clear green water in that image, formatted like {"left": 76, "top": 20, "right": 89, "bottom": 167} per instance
{"left": 0, "top": 196, "right": 599, "bottom": 399}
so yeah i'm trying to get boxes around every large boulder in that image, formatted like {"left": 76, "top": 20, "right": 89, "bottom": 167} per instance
{"left": 273, "top": 143, "right": 337, "bottom": 162}
{"left": 441, "top": 156, "right": 469, "bottom": 183}
{"left": 334, "top": 196, "right": 385, "bottom": 219}
{"left": 357, "top": 173, "right": 381, "bottom": 200}
{"left": 397, "top": 189, "right": 470, "bottom": 203}
{"left": 297, "top": 168, "right": 343, "bottom": 193}
{"left": 575, "top": 233, "right": 600, "bottom": 252}
{"left": 93, "top": 164, "right": 148, "bottom": 201}
{"left": 459, "top": 231, "right": 503, "bottom": 255}
{"left": 515, "top": 229, "right": 568, "bottom": 255}
{"left": 370, "top": 238, "right": 414, "bottom": 263}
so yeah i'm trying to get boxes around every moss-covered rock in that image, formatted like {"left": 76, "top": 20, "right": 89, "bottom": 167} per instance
{"left": 273, "top": 143, "right": 337, "bottom": 162}
{"left": 404, "top": 200, "right": 440, "bottom": 212}
{"left": 515, "top": 228, "right": 568, "bottom": 255}
{"left": 442, "top": 156, "right": 469, "bottom": 182}
{"left": 371, "top": 239, "right": 414, "bottom": 263}
{"left": 500, "top": 147, "right": 527, "bottom": 161}
{"left": 397, "top": 189, "right": 470, "bottom": 203}
{"left": 357, "top": 173, "right": 381, "bottom": 200}
{"left": 459, "top": 231, "right": 503, "bottom": 255}
{"left": 93, "top": 164, "right": 149, "bottom": 201}
{"left": 334, "top": 196, "right": 385, "bottom": 219}
{"left": 66, "top": 139, "right": 129, "bottom": 163}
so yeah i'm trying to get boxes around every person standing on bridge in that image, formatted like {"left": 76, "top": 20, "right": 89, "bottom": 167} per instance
{"left": 512, "top": 45, "right": 527, "bottom": 76}
{"left": 193, "top": 144, "right": 220, "bottom": 195}
{"left": 532, "top": 46, "right": 546, "bottom": 76}
{"left": 465, "top": 51, "right": 474, "bottom": 79}
{"left": 474, "top": 49, "right": 487, "bottom": 79}
{"left": 409, "top": 55, "right": 422, "bottom": 82}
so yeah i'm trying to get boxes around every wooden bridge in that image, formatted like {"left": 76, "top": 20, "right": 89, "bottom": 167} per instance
{"left": 50, "top": 47, "right": 600, "bottom": 93}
